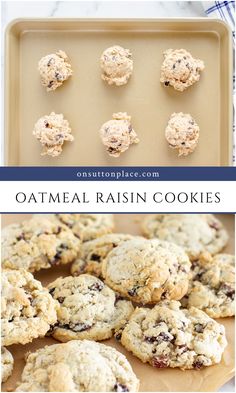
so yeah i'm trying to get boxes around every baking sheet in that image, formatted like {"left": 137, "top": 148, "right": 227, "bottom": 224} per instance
{"left": 5, "top": 19, "right": 232, "bottom": 166}
{"left": 1, "top": 214, "right": 235, "bottom": 392}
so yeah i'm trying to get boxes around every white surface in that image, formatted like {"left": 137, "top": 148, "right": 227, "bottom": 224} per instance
{"left": 0, "top": 1, "right": 235, "bottom": 391}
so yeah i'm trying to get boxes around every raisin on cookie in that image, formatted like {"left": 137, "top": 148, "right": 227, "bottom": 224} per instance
{"left": 1, "top": 269, "right": 57, "bottom": 346}
{"left": 142, "top": 214, "right": 228, "bottom": 261}
{"left": 16, "top": 340, "right": 139, "bottom": 392}
{"left": 119, "top": 300, "right": 227, "bottom": 370}
{"left": 102, "top": 238, "right": 191, "bottom": 304}
{"left": 1, "top": 216, "right": 81, "bottom": 273}
{"left": 181, "top": 252, "right": 235, "bottom": 318}
{"left": 48, "top": 274, "right": 134, "bottom": 342}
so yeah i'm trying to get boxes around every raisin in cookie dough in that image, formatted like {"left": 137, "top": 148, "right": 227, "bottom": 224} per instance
{"left": 102, "top": 238, "right": 191, "bottom": 304}
{"left": 160, "top": 49, "right": 205, "bottom": 92}
{"left": 33, "top": 112, "right": 74, "bottom": 157}
{"left": 16, "top": 340, "right": 139, "bottom": 392}
{"left": 1, "top": 216, "right": 80, "bottom": 273}
{"left": 71, "top": 233, "right": 136, "bottom": 278}
{"left": 38, "top": 50, "right": 72, "bottom": 91}
{"left": 1, "top": 269, "right": 57, "bottom": 346}
{"left": 118, "top": 300, "right": 227, "bottom": 370}
{"left": 181, "top": 253, "right": 235, "bottom": 318}
{"left": 1, "top": 347, "right": 14, "bottom": 383}
{"left": 100, "top": 45, "right": 133, "bottom": 86}
{"left": 48, "top": 274, "right": 134, "bottom": 342}
{"left": 142, "top": 214, "right": 228, "bottom": 261}
{"left": 99, "top": 112, "right": 139, "bottom": 157}
{"left": 165, "top": 112, "right": 200, "bottom": 156}
{"left": 54, "top": 214, "right": 114, "bottom": 242}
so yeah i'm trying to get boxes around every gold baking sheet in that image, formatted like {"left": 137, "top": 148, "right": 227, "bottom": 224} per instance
{"left": 5, "top": 19, "right": 232, "bottom": 166}
{"left": 1, "top": 214, "right": 235, "bottom": 392}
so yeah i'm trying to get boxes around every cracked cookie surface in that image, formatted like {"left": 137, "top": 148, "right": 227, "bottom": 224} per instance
{"left": 48, "top": 274, "right": 134, "bottom": 342}
{"left": 142, "top": 214, "right": 228, "bottom": 261}
{"left": 71, "top": 233, "right": 135, "bottom": 278}
{"left": 1, "top": 269, "right": 57, "bottom": 346}
{"left": 102, "top": 238, "right": 191, "bottom": 304}
{"left": 55, "top": 214, "right": 114, "bottom": 242}
{"left": 99, "top": 112, "right": 139, "bottom": 157}
{"left": 1, "top": 347, "right": 14, "bottom": 383}
{"left": 119, "top": 300, "right": 227, "bottom": 370}
{"left": 160, "top": 49, "right": 204, "bottom": 92}
{"left": 181, "top": 253, "right": 235, "bottom": 318}
{"left": 38, "top": 50, "right": 72, "bottom": 91}
{"left": 33, "top": 112, "right": 74, "bottom": 157}
{"left": 16, "top": 339, "right": 139, "bottom": 392}
{"left": 100, "top": 45, "right": 133, "bottom": 86}
{"left": 2, "top": 216, "right": 81, "bottom": 272}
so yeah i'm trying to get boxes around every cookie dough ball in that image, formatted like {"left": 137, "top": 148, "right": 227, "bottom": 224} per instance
{"left": 160, "top": 49, "right": 204, "bottom": 92}
{"left": 165, "top": 112, "right": 199, "bottom": 156}
{"left": 33, "top": 112, "right": 74, "bottom": 157}
{"left": 1, "top": 347, "right": 14, "bottom": 383}
{"left": 118, "top": 300, "right": 227, "bottom": 370}
{"left": 38, "top": 50, "right": 72, "bottom": 91}
{"left": 100, "top": 45, "right": 133, "bottom": 86}
{"left": 100, "top": 112, "right": 139, "bottom": 157}
{"left": 102, "top": 237, "right": 191, "bottom": 304}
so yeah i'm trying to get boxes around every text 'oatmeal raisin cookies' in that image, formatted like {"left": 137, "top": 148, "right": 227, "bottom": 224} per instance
{"left": 181, "top": 252, "right": 235, "bottom": 318}
{"left": 118, "top": 300, "right": 227, "bottom": 370}
{"left": 102, "top": 237, "right": 191, "bottom": 304}
{"left": 38, "top": 50, "right": 72, "bottom": 91}
{"left": 1, "top": 216, "right": 81, "bottom": 273}
{"left": 100, "top": 45, "right": 133, "bottom": 86}
{"left": 165, "top": 112, "right": 200, "bottom": 156}
{"left": 47, "top": 274, "right": 134, "bottom": 342}
{"left": 160, "top": 48, "right": 204, "bottom": 92}
{"left": 1, "top": 269, "right": 57, "bottom": 346}
{"left": 100, "top": 112, "right": 139, "bottom": 157}
{"left": 142, "top": 214, "right": 228, "bottom": 261}
{"left": 33, "top": 112, "right": 74, "bottom": 157}
{"left": 15, "top": 340, "right": 139, "bottom": 392}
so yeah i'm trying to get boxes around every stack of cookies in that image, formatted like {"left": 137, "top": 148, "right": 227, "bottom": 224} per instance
{"left": 1, "top": 214, "right": 234, "bottom": 392}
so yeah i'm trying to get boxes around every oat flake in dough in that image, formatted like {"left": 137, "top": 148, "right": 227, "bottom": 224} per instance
{"left": 100, "top": 45, "right": 133, "bottom": 86}
{"left": 160, "top": 48, "right": 204, "bottom": 91}
{"left": 165, "top": 112, "right": 200, "bottom": 156}
{"left": 100, "top": 112, "right": 139, "bottom": 157}
{"left": 33, "top": 112, "right": 74, "bottom": 157}
{"left": 38, "top": 50, "right": 72, "bottom": 91}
